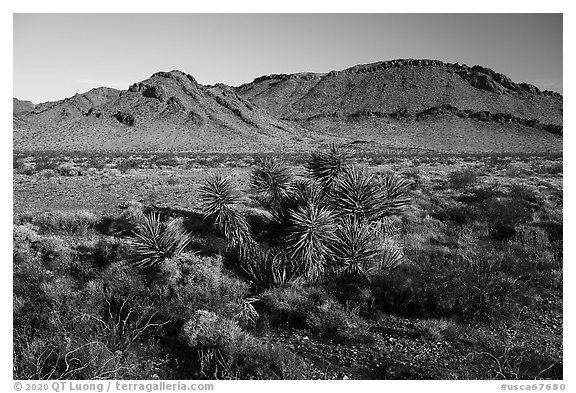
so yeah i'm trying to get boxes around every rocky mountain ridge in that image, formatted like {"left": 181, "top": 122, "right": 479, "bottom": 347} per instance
{"left": 13, "top": 59, "right": 562, "bottom": 153}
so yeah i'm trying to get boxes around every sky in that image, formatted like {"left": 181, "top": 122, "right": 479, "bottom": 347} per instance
{"left": 13, "top": 13, "right": 563, "bottom": 104}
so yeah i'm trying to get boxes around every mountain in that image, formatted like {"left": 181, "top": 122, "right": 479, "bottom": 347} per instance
{"left": 13, "top": 98, "right": 35, "bottom": 117}
{"left": 13, "top": 71, "right": 324, "bottom": 152}
{"left": 14, "top": 60, "right": 563, "bottom": 153}
{"left": 236, "top": 59, "right": 562, "bottom": 153}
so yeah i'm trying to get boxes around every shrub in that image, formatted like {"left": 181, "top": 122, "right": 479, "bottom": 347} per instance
{"left": 182, "top": 310, "right": 304, "bottom": 379}
{"left": 448, "top": 167, "right": 480, "bottom": 189}
{"left": 239, "top": 246, "right": 298, "bottom": 290}
{"left": 18, "top": 210, "right": 100, "bottom": 236}
{"left": 157, "top": 253, "right": 250, "bottom": 322}
{"left": 415, "top": 318, "right": 457, "bottom": 341}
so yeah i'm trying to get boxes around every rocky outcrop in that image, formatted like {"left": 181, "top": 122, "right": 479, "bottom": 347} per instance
{"left": 114, "top": 112, "right": 135, "bottom": 126}
{"left": 313, "top": 104, "right": 562, "bottom": 136}
{"left": 341, "top": 59, "right": 561, "bottom": 98}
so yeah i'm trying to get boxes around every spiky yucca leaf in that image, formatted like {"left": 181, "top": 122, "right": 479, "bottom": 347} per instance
{"left": 376, "top": 172, "right": 412, "bottom": 216}
{"left": 270, "top": 179, "right": 324, "bottom": 227}
{"left": 329, "top": 166, "right": 382, "bottom": 221}
{"left": 250, "top": 157, "right": 293, "bottom": 213}
{"left": 286, "top": 201, "right": 337, "bottom": 280}
{"left": 198, "top": 175, "right": 251, "bottom": 251}
{"left": 306, "top": 144, "right": 351, "bottom": 190}
{"left": 330, "top": 167, "right": 412, "bottom": 221}
{"left": 127, "top": 212, "right": 191, "bottom": 269}
{"left": 198, "top": 175, "right": 242, "bottom": 218}
{"left": 329, "top": 216, "right": 380, "bottom": 278}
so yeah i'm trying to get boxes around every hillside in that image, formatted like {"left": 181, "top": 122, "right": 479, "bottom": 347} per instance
{"left": 237, "top": 59, "right": 562, "bottom": 153}
{"left": 13, "top": 98, "right": 35, "bottom": 117}
{"left": 13, "top": 71, "right": 326, "bottom": 153}
{"left": 14, "top": 60, "right": 563, "bottom": 153}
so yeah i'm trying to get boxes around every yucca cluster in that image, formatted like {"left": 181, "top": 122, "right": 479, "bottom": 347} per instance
{"left": 198, "top": 145, "right": 412, "bottom": 288}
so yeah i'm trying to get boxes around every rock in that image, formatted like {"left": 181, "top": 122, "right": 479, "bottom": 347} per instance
{"left": 114, "top": 112, "right": 135, "bottom": 126}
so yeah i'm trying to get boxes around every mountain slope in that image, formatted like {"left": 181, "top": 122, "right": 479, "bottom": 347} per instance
{"left": 13, "top": 60, "right": 563, "bottom": 154}
{"left": 13, "top": 98, "right": 35, "bottom": 117}
{"left": 236, "top": 59, "right": 562, "bottom": 153}
{"left": 237, "top": 59, "right": 562, "bottom": 125}
{"left": 13, "top": 71, "right": 326, "bottom": 152}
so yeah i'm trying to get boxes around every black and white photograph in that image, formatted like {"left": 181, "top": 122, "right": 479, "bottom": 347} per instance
{"left": 9, "top": 8, "right": 566, "bottom": 388}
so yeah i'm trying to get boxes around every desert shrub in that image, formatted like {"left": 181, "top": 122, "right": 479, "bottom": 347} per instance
{"left": 34, "top": 157, "right": 61, "bottom": 173}
{"left": 86, "top": 156, "right": 106, "bottom": 170}
{"left": 369, "top": 248, "right": 519, "bottom": 319}
{"left": 57, "top": 162, "right": 81, "bottom": 176}
{"left": 508, "top": 183, "right": 543, "bottom": 213}
{"left": 105, "top": 201, "right": 147, "bottom": 235}
{"left": 484, "top": 198, "right": 533, "bottom": 240}
{"left": 13, "top": 249, "right": 158, "bottom": 379}
{"left": 259, "top": 285, "right": 370, "bottom": 341}
{"left": 448, "top": 167, "right": 480, "bottom": 189}
{"left": 305, "top": 299, "right": 372, "bottom": 342}
{"left": 499, "top": 226, "right": 561, "bottom": 278}
{"left": 182, "top": 310, "right": 304, "bottom": 379}
{"left": 13, "top": 223, "right": 42, "bottom": 245}
{"left": 39, "top": 168, "right": 58, "bottom": 178}
{"left": 476, "top": 336, "right": 563, "bottom": 379}
{"left": 446, "top": 203, "right": 480, "bottom": 225}
{"left": 415, "top": 318, "right": 457, "bottom": 341}
{"left": 117, "top": 158, "right": 142, "bottom": 174}
{"left": 259, "top": 286, "right": 319, "bottom": 329}
{"left": 156, "top": 253, "right": 250, "bottom": 323}
{"left": 239, "top": 246, "right": 299, "bottom": 290}
{"left": 17, "top": 210, "right": 101, "bottom": 237}
{"left": 153, "top": 156, "right": 179, "bottom": 168}
{"left": 531, "top": 221, "right": 563, "bottom": 243}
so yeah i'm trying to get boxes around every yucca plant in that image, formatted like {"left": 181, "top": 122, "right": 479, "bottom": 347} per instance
{"left": 329, "top": 166, "right": 412, "bottom": 222}
{"left": 286, "top": 201, "right": 337, "bottom": 280}
{"left": 127, "top": 212, "right": 191, "bottom": 269}
{"left": 329, "top": 216, "right": 380, "bottom": 278}
{"left": 329, "top": 217, "right": 405, "bottom": 279}
{"left": 306, "top": 144, "right": 351, "bottom": 191}
{"left": 377, "top": 171, "right": 413, "bottom": 217}
{"left": 329, "top": 165, "right": 384, "bottom": 222}
{"left": 198, "top": 175, "right": 251, "bottom": 252}
{"left": 250, "top": 157, "right": 293, "bottom": 216}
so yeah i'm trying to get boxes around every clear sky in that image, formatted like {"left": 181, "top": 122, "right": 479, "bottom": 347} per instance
{"left": 13, "top": 13, "right": 563, "bottom": 104}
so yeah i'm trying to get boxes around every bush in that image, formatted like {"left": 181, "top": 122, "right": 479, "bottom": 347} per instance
{"left": 448, "top": 167, "right": 480, "bottom": 189}
{"left": 157, "top": 253, "right": 250, "bottom": 323}
{"left": 260, "top": 285, "right": 371, "bottom": 342}
{"left": 182, "top": 310, "right": 304, "bottom": 379}
{"left": 16, "top": 210, "right": 101, "bottom": 237}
